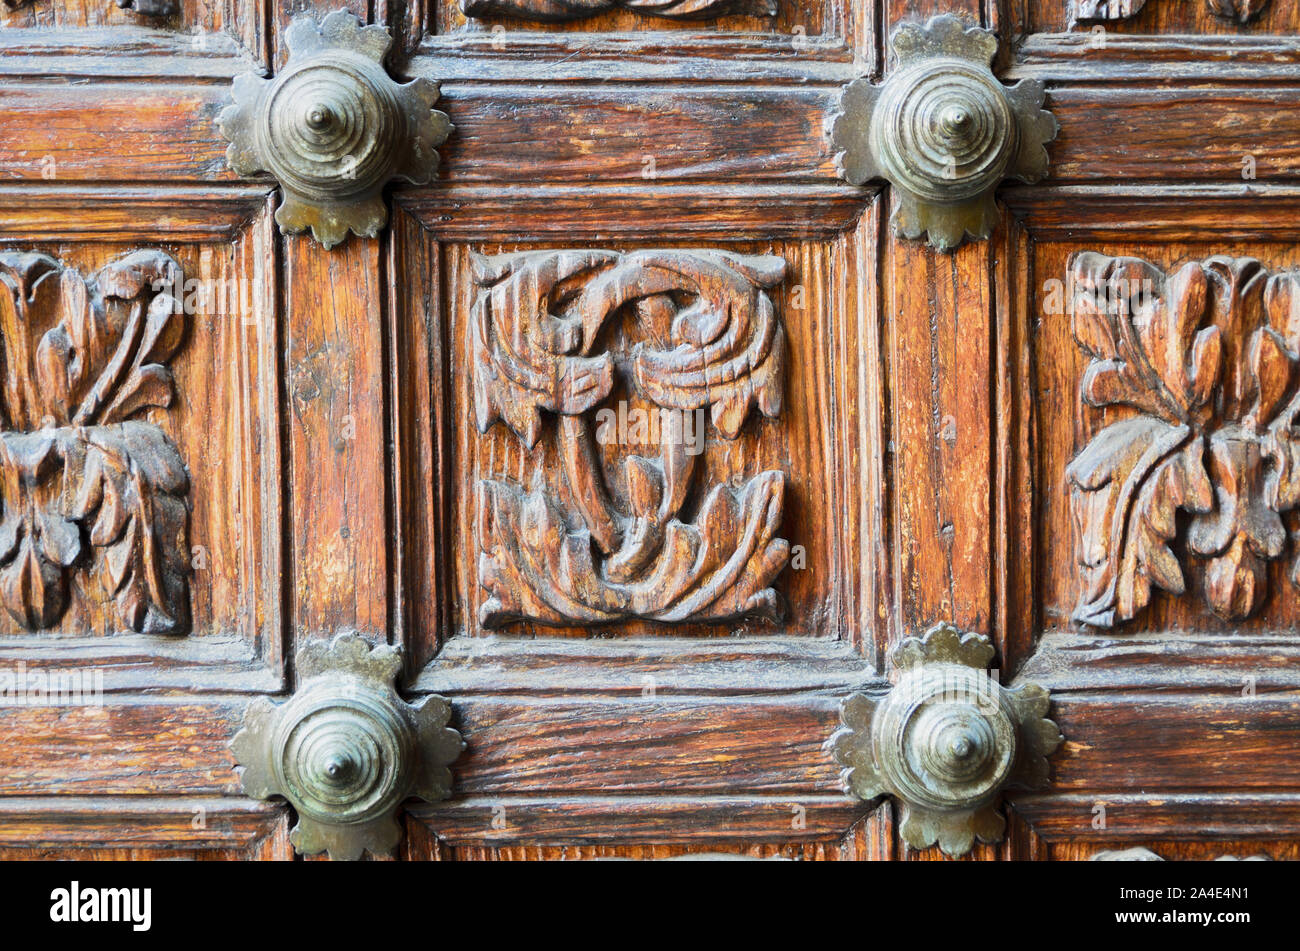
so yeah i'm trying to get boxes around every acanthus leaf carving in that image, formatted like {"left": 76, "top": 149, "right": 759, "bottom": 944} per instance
{"left": 471, "top": 248, "right": 790, "bottom": 629}
{"left": 0, "top": 251, "right": 192, "bottom": 635}
{"left": 1067, "top": 252, "right": 1300, "bottom": 627}
{"left": 460, "top": 0, "right": 776, "bottom": 22}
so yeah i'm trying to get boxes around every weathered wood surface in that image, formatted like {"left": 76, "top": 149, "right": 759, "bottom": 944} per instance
{"left": 1, "top": 0, "right": 1299, "bottom": 861}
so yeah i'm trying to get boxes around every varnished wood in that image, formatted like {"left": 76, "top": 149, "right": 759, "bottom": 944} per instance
{"left": 2, "top": 0, "right": 1299, "bottom": 861}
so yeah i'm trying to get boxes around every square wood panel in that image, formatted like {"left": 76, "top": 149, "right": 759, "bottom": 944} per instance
{"left": 0, "top": 195, "right": 283, "bottom": 690}
{"left": 998, "top": 189, "right": 1300, "bottom": 668}
{"left": 389, "top": 193, "right": 884, "bottom": 667}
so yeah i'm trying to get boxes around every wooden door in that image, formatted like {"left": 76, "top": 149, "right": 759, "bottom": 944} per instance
{"left": 0, "top": 0, "right": 1295, "bottom": 864}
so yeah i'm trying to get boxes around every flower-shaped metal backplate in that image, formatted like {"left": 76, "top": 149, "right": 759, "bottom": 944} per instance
{"left": 829, "top": 15, "right": 1058, "bottom": 252}
{"left": 827, "top": 623, "right": 1063, "bottom": 857}
{"left": 231, "top": 633, "right": 464, "bottom": 860}
{"left": 219, "top": 9, "right": 452, "bottom": 249}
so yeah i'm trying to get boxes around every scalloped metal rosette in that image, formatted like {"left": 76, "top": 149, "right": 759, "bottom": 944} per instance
{"left": 231, "top": 633, "right": 463, "bottom": 860}
{"left": 827, "top": 623, "right": 1063, "bottom": 858}
{"left": 829, "top": 14, "right": 1058, "bottom": 252}
{"left": 219, "top": 9, "right": 452, "bottom": 249}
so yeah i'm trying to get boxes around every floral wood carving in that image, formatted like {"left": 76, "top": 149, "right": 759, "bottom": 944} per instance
{"left": 0, "top": 251, "right": 191, "bottom": 635}
{"left": 472, "top": 249, "right": 790, "bottom": 628}
{"left": 1067, "top": 252, "right": 1300, "bottom": 627}
{"left": 1076, "top": 0, "right": 1271, "bottom": 24}
{"left": 1, "top": 0, "right": 178, "bottom": 12}
{"left": 460, "top": 0, "right": 775, "bottom": 22}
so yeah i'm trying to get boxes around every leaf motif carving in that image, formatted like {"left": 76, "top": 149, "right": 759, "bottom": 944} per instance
{"left": 0, "top": 252, "right": 191, "bottom": 635}
{"left": 1076, "top": 0, "right": 1272, "bottom": 23}
{"left": 68, "top": 424, "right": 191, "bottom": 635}
{"left": 471, "top": 248, "right": 790, "bottom": 629}
{"left": 1206, "top": 0, "right": 1272, "bottom": 23}
{"left": 1068, "top": 252, "right": 1300, "bottom": 627}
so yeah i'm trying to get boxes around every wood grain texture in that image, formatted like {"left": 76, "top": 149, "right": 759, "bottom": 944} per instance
{"left": 439, "top": 693, "right": 852, "bottom": 795}
{"left": 395, "top": 185, "right": 872, "bottom": 242}
{"left": 1011, "top": 793, "right": 1300, "bottom": 842}
{"left": 411, "top": 80, "right": 842, "bottom": 184}
{"left": 459, "top": 0, "right": 777, "bottom": 23}
{"left": 404, "top": 809, "right": 886, "bottom": 859}
{"left": 0, "top": 81, "right": 242, "bottom": 183}
{"left": 414, "top": 635, "right": 881, "bottom": 695}
{"left": 1047, "top": 691, "right": 1300, "bottom": 791}
{"left": 0, "top": 797, "right": 291, "bottom": 856}
{"left": 0, "top": 28, "right": 261, "bottom": 78}
{"left": 886, "top": 0, "right": 986, "bottom": 38}
{"left": 886, "top": 192, "right": 994, "bottom": 642}
{"left": 1008, "top": 0, "right": 1292, "bottom": 33}
{"left": 272, "top": 0, "right": 366, "bottom": 69}
{"left": 286, "top": 235, "right": 388, "bottom": 643}
{"left": 1011, "top": 34, "right": 1300, "bottom": 83}
{"left": 0, "top": 699, "right": 247, "bottom": 796}
{"left": 430, "top": 0, "right": 833, "bottom": 38}
{"left": 1046, "top": 839, "right": 1296, "bottom": 861}
{"left": 1047, "top": 87, "right": 1300, "bottom": 183}
{"left": 407, "top": 33, "right": 856, "bottom": 83}
{"left": 409, "top": 795, "right": 879, "bottom": 847}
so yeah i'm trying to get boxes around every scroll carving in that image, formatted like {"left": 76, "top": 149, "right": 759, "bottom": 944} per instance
{"left": 460, "top": 0, "right": 775, "bottom": 22}
{"left": 472, "top": 249, "right": 790, "bottom": 629}
{"left": 1067, "top": 252, "right": 1300, "bottom": 627}
{"left": 0, "top": 251, "right": 191, "bottom": 634}
{"left": 1076, "top": 0, "right": 1271, "bottom": 24}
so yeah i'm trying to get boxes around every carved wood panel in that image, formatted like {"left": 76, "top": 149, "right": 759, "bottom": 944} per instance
{"left": 1025, "top": 239, "right": 1300, "bottom": 638}
{"left": 0, "top": 250, "right": 191, "bottom": 633}
{"left": 1076, "top": 0, "right": 1272, "bottom": 24}
{"left": 0, "top": 215, "right": 282, "bottom": 661}
{"left": 1067, "top": 253, "right": 1300, "bottom": 627}
{"left": 1012, "top": 0, "right": 1294, "bottom": 34}
{"left": 0, "top": 0, "right": 264, "bottom": 49}
{"left": 440, "top": 238, "right": 866, "bottom": 640}
{"left": 472, "top": 248, "right": 789, "bottom": 629}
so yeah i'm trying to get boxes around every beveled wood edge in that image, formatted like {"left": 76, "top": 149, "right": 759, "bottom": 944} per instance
{"left": 0, "top": 185, "right": 274, "bottom": 242}
{"left": 394, "top": 184, "right": 877, "bottom": 239}
{"left": 0, "top": 27, "right": 263, "bottom": 81}
{"left": 0, "top": 635, "right": 284, "bottom": 694}
{"left": 1009, "top": 33, "right": 1300, "bottom": 83}
{"left": 1002, "top": 184, "right": 1300, "bottom": 238}
{"left": 1018, "top": 632, "right": 1300, "bottom": 693}
{"left": 1009, "top": 792, "right": 1300, "bottom": 841}
{"left": 407, "top": 794, "right": 875, "bottom": 847}
{"left": 411, "top": 635, "right": 882, "bottom": 696}
{"left": 405, "top": 33, "right": 859, "bottom": 84}
{"left": 0, "top": 796, "right": 287, "bottom": 848}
